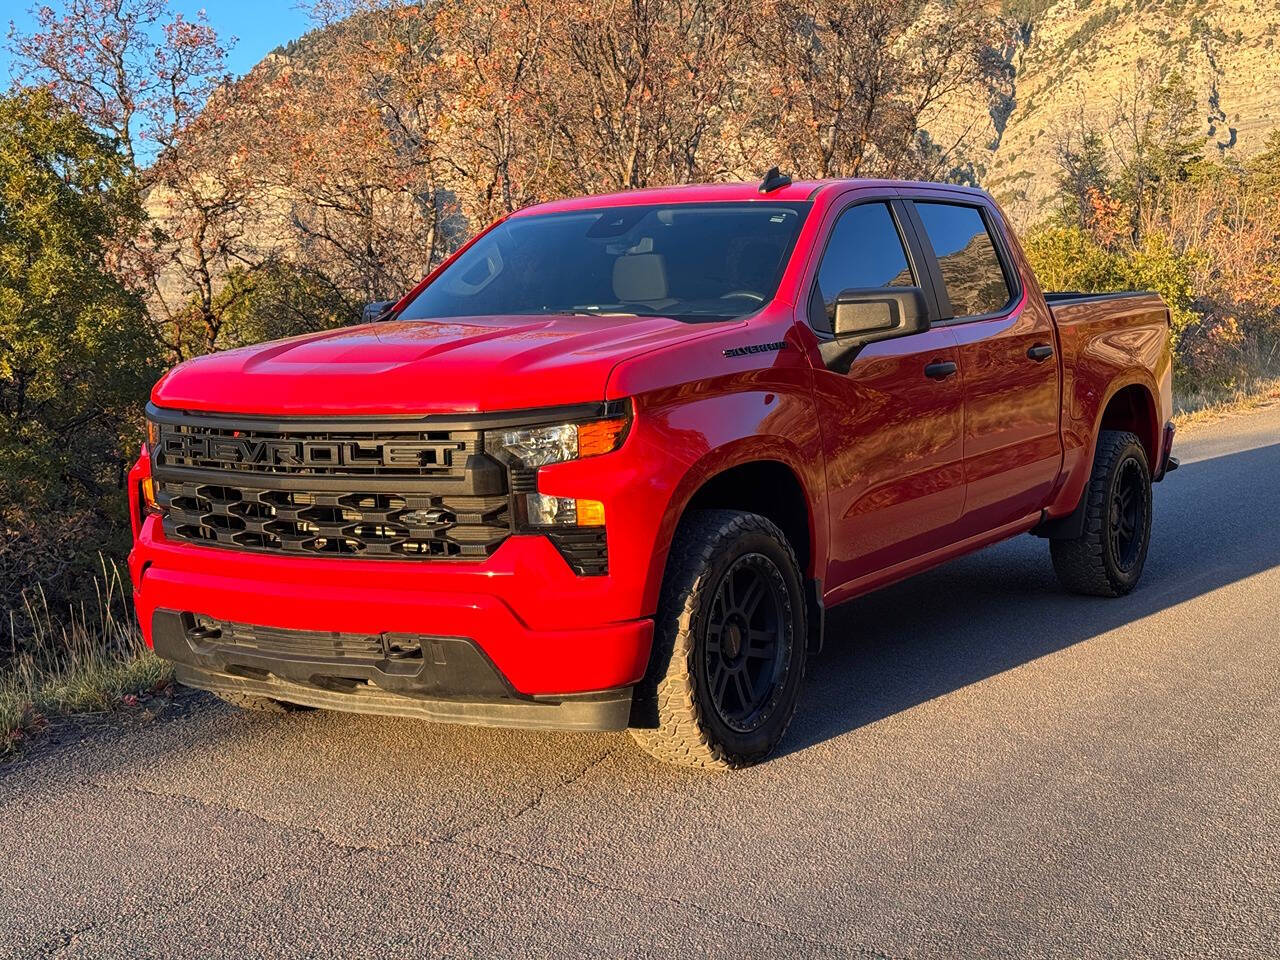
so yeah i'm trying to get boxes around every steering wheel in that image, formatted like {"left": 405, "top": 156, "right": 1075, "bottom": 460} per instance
{"left": 720, "top": 290, "right": 766, "bottom": 302}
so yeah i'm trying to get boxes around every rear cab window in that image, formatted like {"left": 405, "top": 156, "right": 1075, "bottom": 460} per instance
{"left": 913, "top": 202, "right": 1015, "bottom": 319}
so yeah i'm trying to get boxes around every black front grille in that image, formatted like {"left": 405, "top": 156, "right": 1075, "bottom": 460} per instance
{"left": 151, "top": 410, "right": 511, "bottom": 560}
{"left": 153, "top": 417, "right": 479, "bottom": 479}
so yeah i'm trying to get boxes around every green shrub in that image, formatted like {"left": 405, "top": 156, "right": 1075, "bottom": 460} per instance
{"left": 0, "top": 88, "right": 160, "bottom": 641}
{"left": 215, "top": 260, "right": 356, "bottom": 347}
{"left": 1022, "top": 225, "right": 1126, "bottom": 293}
{"left": 0, "top": 89, "right": 157, "bottom": 514}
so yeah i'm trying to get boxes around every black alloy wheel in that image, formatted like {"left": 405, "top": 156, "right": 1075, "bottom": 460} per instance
{"left": 629, "top": 509, "right": 808, "bottom": 768}
{"left": 1050, "top": 429, "right": 1153, "bottom": 597}
{"left": 704, "top": 554, "right": 791, "bottom": 734}
{"left": 1109, "top": 454, "right": 1148, "bottom": 574}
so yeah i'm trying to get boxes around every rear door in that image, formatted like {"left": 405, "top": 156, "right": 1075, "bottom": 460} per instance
{"left": 806, "top": 194, "right": 967, "bottom": 593}
{"left": 904, "top": 194, "right": 1062, "bottom": 536}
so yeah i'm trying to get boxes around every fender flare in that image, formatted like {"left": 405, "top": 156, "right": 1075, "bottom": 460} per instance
{"left": 641, "top": 436, "right": 827, "bottom": 652}
{"left": 1037, "top": 375, "right": 1160, "bottom": 539}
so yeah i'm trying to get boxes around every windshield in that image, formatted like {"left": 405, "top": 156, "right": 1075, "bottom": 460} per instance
{"left": 399, "top": 202, "right": 811, "bottom": 324}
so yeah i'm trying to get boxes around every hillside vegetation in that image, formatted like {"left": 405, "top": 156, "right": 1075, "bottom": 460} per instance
{"left": 987, "top": 0, "right": 1280, "bottom": 219}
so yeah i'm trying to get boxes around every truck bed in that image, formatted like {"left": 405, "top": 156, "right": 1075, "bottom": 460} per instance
{"left": 1041, "top": 287, "right": 1173, "bottom": 515}
{"left": 1045, "top": 290, "right": 1167, "bottom": 330}
{"left": 1044, "top": 290, "right": 1159, "bottom": 307}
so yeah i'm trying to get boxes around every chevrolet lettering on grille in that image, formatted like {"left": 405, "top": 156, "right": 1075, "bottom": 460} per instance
{"left": 163, "top": 434, "right": 451, "bottom": 469}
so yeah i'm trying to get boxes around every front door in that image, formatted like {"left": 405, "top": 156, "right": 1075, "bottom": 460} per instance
{"left": 808, "top": 199, "right": 967, "bottom": 594}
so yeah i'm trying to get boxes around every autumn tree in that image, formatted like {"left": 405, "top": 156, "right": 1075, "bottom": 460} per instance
{"left": 543, "top": 0, "right": 754, "bottom": 192}
{"left": 433, "top": 0, "right": 560, "bottom": 220}
{"left": 7, "top": 0, "right": 276, "bottom": 359}
{"left": 1108, "top": 69, "right": 1203, "bottom": 243}
{"left": 7, "top": 0, "right": 226, "bottom": 168}
{"left": 751, "top": 0, "right": 1009, "bottom": 180}
{"left": 1033, "top": 73, "right": 1280, "bottom": 394}
{"left": 249, "top": 2, "right": 460, "bottom": 302}
{"left": 136, "top": 75, "right": 278, "bottom": 357}
{"left": 1051, "top": 106, "right": 1112, "bottom": 234}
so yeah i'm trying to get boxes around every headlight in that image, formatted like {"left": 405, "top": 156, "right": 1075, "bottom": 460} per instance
{"left": 484, "top": 423, "right": 580, "bottom": 468}
{"left": 483, "top": 416, "right": 628, "bottom": 469}
{"left": 484, "top": 411, "right": 628, "bottom": 528}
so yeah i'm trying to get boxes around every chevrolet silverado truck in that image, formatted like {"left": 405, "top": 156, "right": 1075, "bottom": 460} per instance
{"left": 128, "top": 174, "right": 1177, "bottom": 768}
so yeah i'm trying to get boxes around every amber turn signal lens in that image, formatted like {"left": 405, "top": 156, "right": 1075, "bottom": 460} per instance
{"left": 577, "top": 417, "right": 628, "bottom": 458}
{"left": 141, "top": 477, "right": 160, "bottom": 514}
{"left": 575, "top": 499, "right": 606, "bottom": 526}
{"left": 145, "top": 419, "right": 159, "bottom": 449}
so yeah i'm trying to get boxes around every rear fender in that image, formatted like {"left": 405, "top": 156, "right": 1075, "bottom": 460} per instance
{"left": 1038, "top": 374, "right": 1162, "bottom": 532}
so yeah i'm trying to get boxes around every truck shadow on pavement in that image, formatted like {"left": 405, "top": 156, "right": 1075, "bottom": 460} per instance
{"left": 781, "top": 439, "right": 1280, "bottom": 758}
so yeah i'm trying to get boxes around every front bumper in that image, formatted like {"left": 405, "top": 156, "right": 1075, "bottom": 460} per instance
{"left": 131, "top": 519, "right": 654, "bottom": 699}
{"left": 125, "top": 397, "right": 701, "bottom": 717}
{"left": 153, "top": 611, "right": 633, "bottom": 731}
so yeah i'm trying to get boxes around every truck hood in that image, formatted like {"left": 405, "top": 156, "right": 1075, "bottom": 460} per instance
{"left": 151, "top": 314, "right": 726, "bottom": 415}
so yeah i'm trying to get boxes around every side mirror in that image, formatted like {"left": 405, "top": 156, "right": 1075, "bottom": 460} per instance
{"left": 832, "top": 287, "right": 931, "bottom": 346}
{"left": 361, "top": 300, "right": 397, "bottom": 324}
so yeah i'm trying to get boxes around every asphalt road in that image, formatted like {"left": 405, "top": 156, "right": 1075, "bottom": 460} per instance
{"left": 3, "top": 405, "right": 1279, "bottom": 959}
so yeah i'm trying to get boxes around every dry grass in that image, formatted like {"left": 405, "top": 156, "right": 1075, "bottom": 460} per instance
{"left": 2, "top": 558, "right": 172, "bottom": 755}
{"left": 1174, "top": 375, "right": 1280, "bottom": 428}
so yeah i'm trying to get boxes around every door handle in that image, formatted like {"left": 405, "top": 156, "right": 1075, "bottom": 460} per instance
{"left": 1027, "top": 343, "right": 1054, "bottom": 361}
{"left": 924, "top": 360, "right": 958, "bottom": 380}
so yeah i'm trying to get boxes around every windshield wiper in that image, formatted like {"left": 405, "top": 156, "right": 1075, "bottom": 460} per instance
{"left": 543, "top": 309, "right": 640, "bottom": 317}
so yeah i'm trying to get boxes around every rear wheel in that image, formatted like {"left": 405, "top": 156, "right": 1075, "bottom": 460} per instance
{"left": 1051, "top": 429, "right": 1152, "bottom": 597}
{"left": 629, "top": 509, "right": 807, "bottom": 769}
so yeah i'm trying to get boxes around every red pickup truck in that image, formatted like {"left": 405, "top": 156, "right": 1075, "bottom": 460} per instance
{"left": 128, "top": 175, "right": 1176, "bottom": 768}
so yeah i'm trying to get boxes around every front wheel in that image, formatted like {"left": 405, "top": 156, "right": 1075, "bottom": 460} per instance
{"left": 629, "top": 509, "right": 808, "bottom": 769}
{"left": 1051, "top": 429, "right": 1152, "bottom": 597}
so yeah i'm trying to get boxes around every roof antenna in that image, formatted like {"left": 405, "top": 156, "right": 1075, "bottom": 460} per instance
{"left": 758, "top": 166, "right": 792, "bottom": 193}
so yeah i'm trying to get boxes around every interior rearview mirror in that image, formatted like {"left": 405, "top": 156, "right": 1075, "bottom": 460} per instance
{"left": 832, "top": 287, "right": 931, "bottom": 346}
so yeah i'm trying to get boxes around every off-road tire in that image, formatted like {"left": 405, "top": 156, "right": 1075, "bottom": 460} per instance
{"left": 629, "top": 509, "right": 808, "bottom": 769}
{"left": 1051, "top": 429, "right": 1152, "bottom": 597}
{"left": 213, "top": 691, "right": 311, "bottom": 714}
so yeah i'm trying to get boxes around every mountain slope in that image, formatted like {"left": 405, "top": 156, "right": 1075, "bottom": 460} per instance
{"left": 984, "top": 0, "right": 1280, "bottom": 218}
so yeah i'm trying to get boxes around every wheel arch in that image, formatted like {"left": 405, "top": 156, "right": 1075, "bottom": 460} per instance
{"left": 642, "top": 442, "right": 825, "bottom": 624}
{"left": 683, "top": 460, "right": 814, "bottom": 575}
{"left": 1097, "top": 381, "right": 1160, "bottom": 468}
{"left": 1036, "top": 378, "right": 1159, "bottom": 540}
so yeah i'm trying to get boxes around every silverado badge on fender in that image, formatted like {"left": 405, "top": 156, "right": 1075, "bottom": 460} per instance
{"left": 723, "top": 340, "right": 789, "bottom": 358}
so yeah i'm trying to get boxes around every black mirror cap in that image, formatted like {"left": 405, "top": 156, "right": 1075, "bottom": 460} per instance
{"left": 832, "top": 287, "right": 931, "bottom": 346}
{"left": 361, "top": 300, "right": 397, "bottom": 324}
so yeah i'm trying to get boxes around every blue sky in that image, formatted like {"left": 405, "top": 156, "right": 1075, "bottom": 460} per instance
{"left": 2, "top": 2, "right": 314, "bottom": 83}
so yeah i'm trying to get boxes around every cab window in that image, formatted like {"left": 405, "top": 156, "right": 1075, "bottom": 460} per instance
{"left": 913, "top": 202, "right": 1014, "bottom": 318}
{"left": 809, "top": 203, "right": 914, "bottom": 335}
